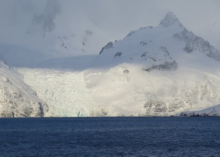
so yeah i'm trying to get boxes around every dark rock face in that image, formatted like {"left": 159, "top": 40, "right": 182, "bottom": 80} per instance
{"left": 99, "top": 42, "right": 113, "bottom": 55}
{"left": 173, "top": 30, "right": 220, "bottom": 61}
{"left": 125, "top": 30, "right": 136, "bottom": 38}
{"left": 141, "top": 52, "right": 149, "bottom": 57}
{"left": 140, "top": 41, "right": 148, "bottom": 46}
{"left": 114, "top": 52, "right": 122, "bottom": 58}
{"left": 180, "top": 112, "right": 213, "bottom": 117}
{"left": 143, "top": 61, "right": 178, "bottom": 72}
{"left": 123, "top": 70, "right": 129, "bottom": 74}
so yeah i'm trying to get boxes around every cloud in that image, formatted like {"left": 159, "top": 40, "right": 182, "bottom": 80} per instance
{"left": 0, "top": 0, "right": 219, "bottom": 56}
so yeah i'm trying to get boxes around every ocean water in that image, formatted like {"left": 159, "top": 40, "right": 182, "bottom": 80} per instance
{"left": 0, "top": 117, "right": 220, "bottom": 157}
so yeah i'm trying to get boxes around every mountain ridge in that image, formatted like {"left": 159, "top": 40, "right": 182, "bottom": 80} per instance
{"left": 1, "top": 12, "right": 220, "bottom": 117}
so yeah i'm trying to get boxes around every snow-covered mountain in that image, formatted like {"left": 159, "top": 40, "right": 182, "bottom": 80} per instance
{"left": 0, "top": 61, "right": 48, "bottom": 117}
{"left": 2, "top": 12, "right": 220, "bottom": 117}
{"left": 85, "top": 12, "right": 220, "bottom": 116}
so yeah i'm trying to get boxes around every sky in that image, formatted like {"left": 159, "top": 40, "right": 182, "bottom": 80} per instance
{"left": 0, "top": 0, "right": 219, "bottom": 57}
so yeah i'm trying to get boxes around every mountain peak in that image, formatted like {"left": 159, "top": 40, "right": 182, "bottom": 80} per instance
{"left": 160, "top": 12, "right": 181, "bottom": 27}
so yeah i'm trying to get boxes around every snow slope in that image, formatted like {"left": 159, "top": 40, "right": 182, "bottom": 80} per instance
{"left": 3, "top": 12, "right": 220, "bottom": 117}
{"left": 85, "top": 12, "right": 220, "bottom": 116}
{"left": 0, "top": 61, "right": 48, "bottom": 117}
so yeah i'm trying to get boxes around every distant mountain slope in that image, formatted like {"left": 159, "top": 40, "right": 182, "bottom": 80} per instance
{"left": 99, "top": 12, "right": 220, "bottom": 66}
{"left": 0, "top": 61, "right": 48, "bottom": 117}
{"left": 87, "top": 12, "right": 220, "bottom": 116}
{"left": 13, "top": 12, "right": 220, "bottom": 117}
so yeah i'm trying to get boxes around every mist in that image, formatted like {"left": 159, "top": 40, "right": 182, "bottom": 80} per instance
{"left": 0, "top": 0, "right": 219, "bottom": 57}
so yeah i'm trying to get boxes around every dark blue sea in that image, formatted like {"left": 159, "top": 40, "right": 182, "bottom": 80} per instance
{"left": 0, "top": 117, "right": 220, "bottom": 157}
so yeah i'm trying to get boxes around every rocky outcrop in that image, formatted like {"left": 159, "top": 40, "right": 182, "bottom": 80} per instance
{"left": 173, "top": 30, "right": 220, "bottom": 61}
{"left": 99, "top": 42, "right": 113, "bottom": 55}
{"left": 143, "top": 60, "right": 178, "bottom": 72}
